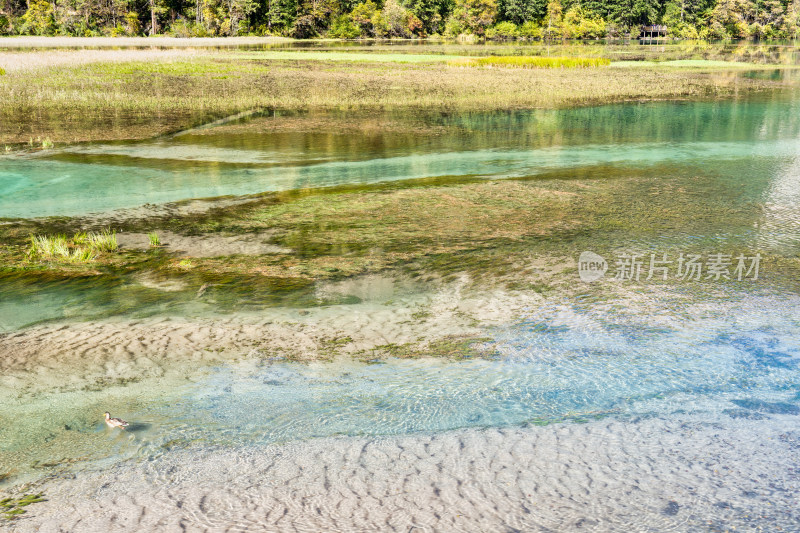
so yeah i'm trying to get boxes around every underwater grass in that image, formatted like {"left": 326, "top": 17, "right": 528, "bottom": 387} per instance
{"left": 1, "top": 493, "right": 46, "bottom": 521}
{"left": 148, "top": 232, "right": 161, "bottom": 247}
{"left": 451, "top": 56, "right": 611, "bottom": 69}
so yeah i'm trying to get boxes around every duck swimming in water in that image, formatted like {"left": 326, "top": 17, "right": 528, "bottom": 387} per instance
{"left": 104, "top": 412, "right": 129, "bottom": 429}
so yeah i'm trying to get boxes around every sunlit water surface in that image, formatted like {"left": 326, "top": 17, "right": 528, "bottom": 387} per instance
{"left": 2, "top": 86, "right": 800, "bottom": 529}
{"left": 3, "top": 95, "right": 800, "bottom": 218}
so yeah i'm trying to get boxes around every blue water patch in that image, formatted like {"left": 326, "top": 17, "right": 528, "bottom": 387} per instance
{"left": 125, "top": 293, "right": 800, "bottom": 455}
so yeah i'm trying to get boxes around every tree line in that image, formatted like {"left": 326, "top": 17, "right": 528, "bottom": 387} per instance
{"left": 2, "top": 0, "right": 799, "bottom": 40}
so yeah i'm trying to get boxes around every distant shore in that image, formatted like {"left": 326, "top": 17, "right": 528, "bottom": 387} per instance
{"left": 0, "top": 35, "right": 292, "bottom": 49}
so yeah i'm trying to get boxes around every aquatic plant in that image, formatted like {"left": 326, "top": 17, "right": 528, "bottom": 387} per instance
{"left": 41, "top": 138, "right": 53, "bottom": 149}
{"left": 29, "top": 234, "right": 70, "bottom": 259}
{"left": 27, "top": 229, "right": 117, "bottom": 263}
{"left": 450, "top": 56, "right": 611, "bottom": 68}
{"left": 0, "top": 493, "right": 46, "bottom": 521}
{"left": 87, "top": 228, "right": 118, "bottom": 252}
{"left": 70, "top": 246, "right": 97, "bottom": 263}
{"left": 0, "top": 66, "right": 5, "bottom": 76}
{"left": 148, "top": 232, "right": 161, "bottom": 247}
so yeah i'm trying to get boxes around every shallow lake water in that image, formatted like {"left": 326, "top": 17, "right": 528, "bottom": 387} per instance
{"left": 3, "top": 96, "right": 800, "bottom": 218}
{"left": 1, "top": 82, "right": 800, "bottom": 530}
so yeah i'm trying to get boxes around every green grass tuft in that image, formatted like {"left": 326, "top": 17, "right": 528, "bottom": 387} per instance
{"left": 27, "top": 229, "right": 117, "bottom": 263}
{"left": 148, "top": 232, "right": 161, "bottom": 247}
{"left": 29, "top": 234, "right": 70, "bottom": 259}
{"left": 70, "top": 246, "right": 97, "bottom": 262}
{"left": 87, "top": 228, "right": 118, "bottom": 252}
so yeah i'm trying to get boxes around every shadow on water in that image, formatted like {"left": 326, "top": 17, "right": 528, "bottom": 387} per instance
{"left": 123, "top": 422, "right": 153, "bottom": 433}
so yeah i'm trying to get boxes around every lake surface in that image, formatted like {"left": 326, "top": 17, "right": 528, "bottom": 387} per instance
{"left": 3, "top": 97, "right": 800, "bottom": 218}
{"left": 1, "top": 84, "right": 800, "bottom": 530}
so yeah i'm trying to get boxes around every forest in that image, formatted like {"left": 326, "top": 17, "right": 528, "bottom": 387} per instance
{"left": 1, "top": 0, "right": 799, "bottom": 42}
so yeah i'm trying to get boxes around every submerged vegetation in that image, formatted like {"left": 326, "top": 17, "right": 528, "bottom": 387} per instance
{"left": 0, "top": 493, "right": 46, "bottom": 521}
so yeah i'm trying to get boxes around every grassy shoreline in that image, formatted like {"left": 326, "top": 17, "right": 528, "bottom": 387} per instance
{"left": 2, "top": 44, "right": 797, "bottom": 144}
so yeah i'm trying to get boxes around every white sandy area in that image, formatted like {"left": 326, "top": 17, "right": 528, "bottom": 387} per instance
{"left": 8, "top": 413, "right": 800, "bottom": 532}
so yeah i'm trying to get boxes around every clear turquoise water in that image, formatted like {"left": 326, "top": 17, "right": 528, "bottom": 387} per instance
{"left": 2, "top": 90, "right": 800, "bottom": 530}
{"left": 40, "top": 289, "right": 799, "bottom": 471}
{"left": 3, "top": 97, "right": 800, "bottom": 218}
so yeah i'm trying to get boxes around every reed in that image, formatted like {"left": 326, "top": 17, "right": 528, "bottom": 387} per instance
{"left": 450, "top": 56, "right": 612, "bottom": 68}
{"left": 0, "top": 48, "right": 781, "bottom": 144}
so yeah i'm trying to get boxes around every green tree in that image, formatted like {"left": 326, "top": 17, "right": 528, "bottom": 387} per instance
{"left": 351, "top": 0, "right": 378, "bottom": 34}
{"left": 21, "top": 0, "right": 56, "bottom": 34}
{"left": 451, "top": 0, "right": 497, "bottom": 34}
{"left": 606, "top": 0, "right": 661, "bottom": 29}
{"left": 226, "top": 0, "right": 256, "bottom": 34}
{"left": 263, "top": 0, "right": 298, "bottom": 32}
{"left": 292, "top": 0, "right": 338, "bottom": 35}
{"left": 787, "top": 0, "right": 800, "bottom": 38}
{"left": 543, "top": 0, "right": 562, "bottom": 38}
{"left": 382, "top": 0, "right": 410, "bottom": 35}
{"left": 497, "top": 0, "right": 546, "bottom": 24}
{"left": 405, "top": 0, "right": 451, "bottom": 33}
{"left": 704, "top": 0, "right": 755, "bottom": 38}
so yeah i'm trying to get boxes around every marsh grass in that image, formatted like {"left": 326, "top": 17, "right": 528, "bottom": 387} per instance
{"left": 87, "top": 228, "right": 118, "bottom": 252}
{"left": 27, "top": 229, "right": 116, "bottom": 262}
{"left": 29, "top": 234, "right": 69, "bottom": 259}
{"left": 0, "top": 47, "right": 789, "bottom": 143}
{"left": 450, "top": 56, "right": 611, "bottom": 68}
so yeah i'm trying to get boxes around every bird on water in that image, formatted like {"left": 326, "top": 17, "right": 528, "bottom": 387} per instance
{"left": 104, "top": 412, "right": 129, "bottom": 429}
